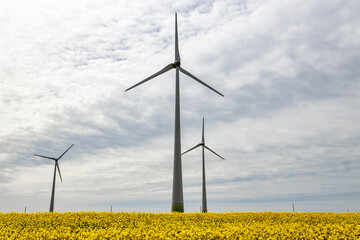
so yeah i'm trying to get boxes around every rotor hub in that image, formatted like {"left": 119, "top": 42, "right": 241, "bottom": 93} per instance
{"left": 173, "top": 60, "right": 181, "bottom": 68}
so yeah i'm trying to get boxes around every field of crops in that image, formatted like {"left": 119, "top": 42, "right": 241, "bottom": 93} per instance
{"left": 1, "top": 212, "right": 359, "bottom": 239}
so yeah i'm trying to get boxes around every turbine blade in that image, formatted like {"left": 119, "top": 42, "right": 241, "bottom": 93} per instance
{"left": 202, "top": 117, "right": 205, "bottom": 144}
{"left": 182, "top": 143, "right": 202, "bottom": 155}
{"left": 175, "top": 12, "right": 180, "bottom": 61}
{"left": 125, "top": 63, "right": 175, "bottom": 92}
{"left": 56, "top": 161, "right": 63, "bottom": 182}
{"left": 179, "top": 67, "right": 224, "bottom": 97}
{"left": 33, "top": 154, "right": 56, "bottom": 160}
{"left": 204, "top": 145, "right": 225, "bottom": 160}
{"left": 58, "top": 144, "right": 74, "bottom": 160}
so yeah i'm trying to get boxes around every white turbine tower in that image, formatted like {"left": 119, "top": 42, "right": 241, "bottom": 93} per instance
{"left": 34, "top": 144, "right": 74, "bottom": 212}
{"left": 182, "top": 118, "right": 224, "bottom": 213}
{"left": 125, "top": 13, "right": 224, "bottom": 212}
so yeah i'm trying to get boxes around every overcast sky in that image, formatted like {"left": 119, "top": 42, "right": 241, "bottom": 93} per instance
{"left": 1, "top": 0, "right": 359, "bottom": 213}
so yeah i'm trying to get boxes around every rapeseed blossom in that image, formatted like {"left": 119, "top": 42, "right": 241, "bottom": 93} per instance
{"left": 0, "top": 212, "right": 359, "bottom": 239}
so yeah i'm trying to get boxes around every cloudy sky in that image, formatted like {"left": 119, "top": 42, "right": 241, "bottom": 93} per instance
{"left": 1, "top": 0, "right": 359, "bottom": 213}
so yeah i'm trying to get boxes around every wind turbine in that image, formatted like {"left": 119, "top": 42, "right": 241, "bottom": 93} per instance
{"left": 182, "top": 118, "right": 224, "bottom": 213}
{"left": 125, "top": 13, "right": 224, "bottom": 212}
{"left": 34, "top": 144, "right": 74, "bottom": 212}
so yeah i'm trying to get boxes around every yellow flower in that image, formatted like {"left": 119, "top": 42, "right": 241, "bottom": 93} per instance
{"left": 0, "top": 211, "right": 359, "bottom": 239}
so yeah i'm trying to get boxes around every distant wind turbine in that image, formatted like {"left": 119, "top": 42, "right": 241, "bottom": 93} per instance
{"left": 125, "top": 13, "right": 224, "bottom": 212}
{"left": 34, "top": 144, "right": 74, "bottom": 212}
{"left": 182, "top": 118, "right": 224, "bottom": 213}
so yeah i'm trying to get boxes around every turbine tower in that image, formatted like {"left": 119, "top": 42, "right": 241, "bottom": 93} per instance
{"left": 182, "top": 118, "right": 224, "bottom": 213}
{"left": 34, "top": 144, "right": 74, "bottom": 212}
{"left": 125, "top": 13, "right": 223, "bottom": 212}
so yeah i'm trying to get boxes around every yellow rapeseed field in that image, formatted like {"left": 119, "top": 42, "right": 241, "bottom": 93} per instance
{"left": 1, "top": 212, "right": 359, "bottom": 239}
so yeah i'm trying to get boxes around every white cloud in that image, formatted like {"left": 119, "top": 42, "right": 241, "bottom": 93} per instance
{"left": 1, "top": 0, "right": 360, "bottom": 212}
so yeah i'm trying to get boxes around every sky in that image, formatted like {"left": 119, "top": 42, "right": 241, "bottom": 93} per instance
{"left": 0, "top": 0, "right": 359, "bottom": 213}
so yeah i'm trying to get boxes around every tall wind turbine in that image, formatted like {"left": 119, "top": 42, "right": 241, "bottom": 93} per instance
{"left": 125, "top": 13, "right": 223, "bottom": 212}
{"left": 182, "top": 118, "right": 224, "bottom": 213}
{"left": 34, "top": 144, "right": 74, "bottom": 212}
